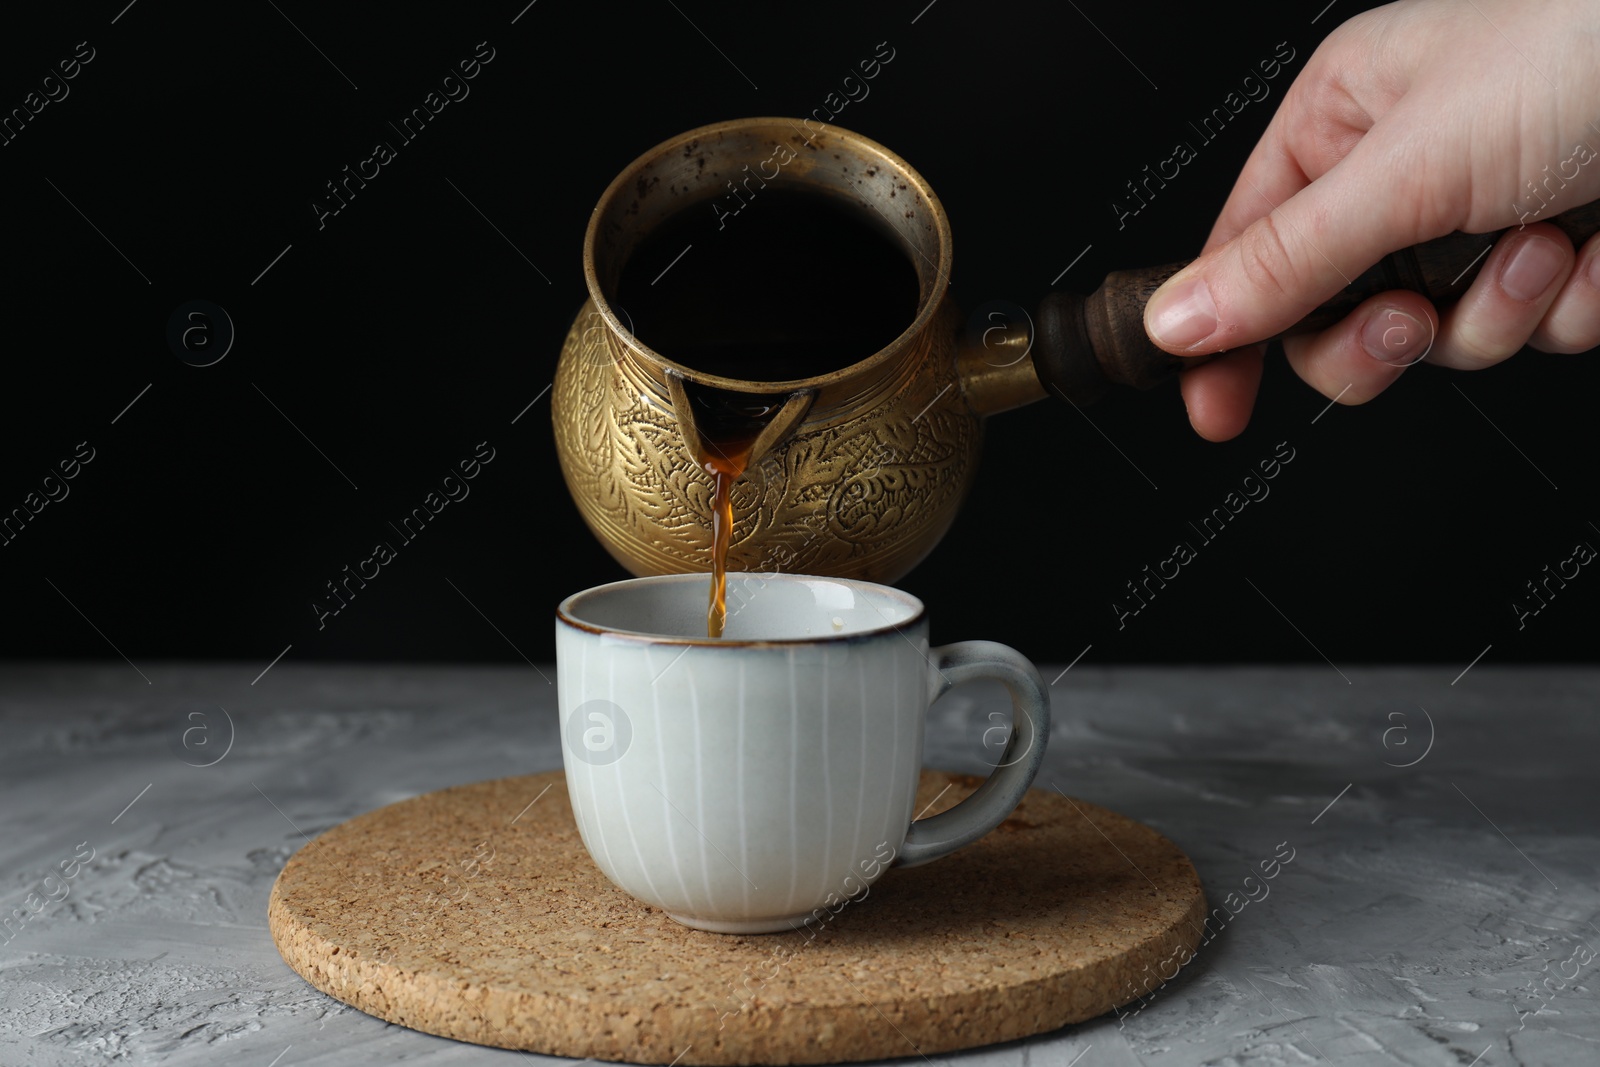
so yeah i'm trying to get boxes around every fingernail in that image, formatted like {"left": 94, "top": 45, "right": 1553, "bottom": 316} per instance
{"left": 1586, "top": 250, "right": 1600, "bottom": 290}
{"left": 1362, "top": 307, "right": 1426, "bottom": 365}
{"left": 1500, "top": 235, "right": 1564, "bottom": 301}
{"left": 1146, "top": 276, "right": 1218, "bottom": 350}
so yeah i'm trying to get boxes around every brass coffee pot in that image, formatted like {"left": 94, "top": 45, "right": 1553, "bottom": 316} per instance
{"left": 553, "top": 117, "right": 1600, "bottom": 582}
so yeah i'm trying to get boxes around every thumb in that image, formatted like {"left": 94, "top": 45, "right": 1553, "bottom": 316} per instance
{"left": 1143, "top": 143, "right": 1431, "bottom": 356}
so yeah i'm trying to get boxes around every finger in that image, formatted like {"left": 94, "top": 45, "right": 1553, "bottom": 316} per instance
{"left": 1179, "top": 344, "right": 1265, "bottom": 442}
{"left": 1530, "top": 230, "right": 1600, "bottom": 354}
{"left": 1427, "top": 223, "right": 1575, "bottom": 370}
{"left": 1201, "top": 48, "right": 1375, "bottom": 255}
{"left": 1281, "top": 291, "right": 1439, "bottom": 407}
{"left": 1200, "top": 120, "right": 1314, "bottom": 256}
{"left": 1144, "top": 114, "right": 1450, "bottom": 358}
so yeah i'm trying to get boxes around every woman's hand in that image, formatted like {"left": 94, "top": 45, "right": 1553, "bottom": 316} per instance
{"left": 1143, "top": 0, "right": 1600, "bottom": 441}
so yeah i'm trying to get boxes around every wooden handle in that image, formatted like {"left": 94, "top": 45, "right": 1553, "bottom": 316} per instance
{"left": 1035, "top": 200, "right": 1600, "bottom": 405}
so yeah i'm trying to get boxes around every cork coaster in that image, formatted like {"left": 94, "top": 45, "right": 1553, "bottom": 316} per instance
{"left": 269, "top": 770, "right": 1205, "bottom": 1064}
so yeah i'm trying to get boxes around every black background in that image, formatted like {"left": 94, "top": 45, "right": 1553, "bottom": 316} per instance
{"left": 0, "top": 0, "right": 1594, "bottom": 671}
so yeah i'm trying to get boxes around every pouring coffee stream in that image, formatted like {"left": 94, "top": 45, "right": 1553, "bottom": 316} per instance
{"left": 551, "top": 118, "right": 1600, "bottom": 603}
{"left": 673, "top": 386, "right": 783, "bottom": 639}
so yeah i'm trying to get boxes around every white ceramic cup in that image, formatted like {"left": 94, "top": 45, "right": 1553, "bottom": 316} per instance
{"left": 556, "top": 572, "right": 1050, "bottom": 933}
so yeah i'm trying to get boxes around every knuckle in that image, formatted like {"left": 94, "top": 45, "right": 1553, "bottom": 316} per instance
{"left": 1531, "top": 310, "right": 1600, "bottom": 354}
{"left": 1230, "top": 214, "right": 1307, "bottom": 305}
{"left": 1531, "top": 336, "right": 1589, "bottom": 355}
{"left": 1441, "top": 323, "right": 1519, "bottom": 369}
{"left": 1284, "top": 337, "right": 1379, "bottom": 404}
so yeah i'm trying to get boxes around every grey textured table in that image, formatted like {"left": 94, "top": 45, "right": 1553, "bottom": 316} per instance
{"left": 2, "top": 663, "right": 1596, "bottom": 1066}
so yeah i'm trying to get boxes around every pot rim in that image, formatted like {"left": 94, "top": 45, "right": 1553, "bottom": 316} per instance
{"left": 581, "top": 116, "right": 954, "bottom": 396}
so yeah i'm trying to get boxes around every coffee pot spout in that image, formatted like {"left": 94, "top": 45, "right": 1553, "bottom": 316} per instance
{"left": 663, "top": 371, "right": 814, "bottom": 474}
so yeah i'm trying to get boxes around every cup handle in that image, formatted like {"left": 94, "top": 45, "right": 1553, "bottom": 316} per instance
{"left": 896, "top": 640, "right": 1052, "bottom": 868}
